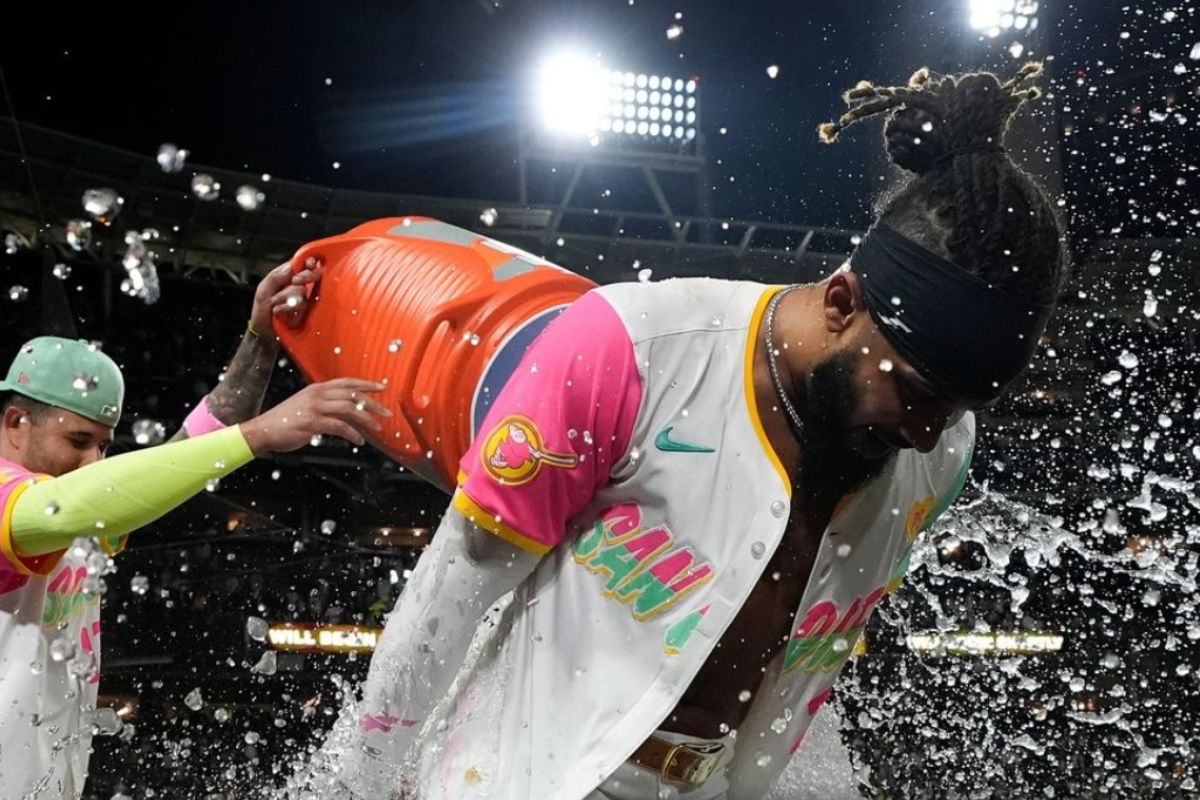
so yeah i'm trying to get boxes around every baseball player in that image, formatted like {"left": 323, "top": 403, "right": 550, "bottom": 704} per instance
{"left": 0, "top": 264, "right": 387, "bottom": 798}
{"left": 311, "top": 63, "right": 1066, "bottom": 799}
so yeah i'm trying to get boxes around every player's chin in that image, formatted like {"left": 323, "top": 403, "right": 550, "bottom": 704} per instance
{"left": 852, "top": 427, "right": 905, "bottom": 458}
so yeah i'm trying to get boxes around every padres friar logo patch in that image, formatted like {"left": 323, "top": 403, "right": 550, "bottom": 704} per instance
{"left": 481, "top": 414, "right": 579, "bottom": 486}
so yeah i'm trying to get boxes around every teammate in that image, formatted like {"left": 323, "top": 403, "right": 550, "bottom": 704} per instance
{"left": 313, "top": 64, "right": 1067, "bottom": 799}
{"left": 0, "top": 265, "right": 388, "bottom": 798}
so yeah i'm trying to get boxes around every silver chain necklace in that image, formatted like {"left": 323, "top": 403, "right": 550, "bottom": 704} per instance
{"left": 764, "top": 284, "right": 805, "bottom": 439}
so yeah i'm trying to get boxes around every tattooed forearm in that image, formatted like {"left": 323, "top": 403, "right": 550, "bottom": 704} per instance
{"left": 167, "top": 331, "right": 279, "bottom": 443}
{"left": 206, "top": 330, "right": 279, "bottom": 425}
{"left": 169, "top": 261, "right": 311, "bottom": 442}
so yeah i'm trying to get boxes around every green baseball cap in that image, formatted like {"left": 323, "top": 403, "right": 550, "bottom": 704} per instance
{"left": 0, "top": 336, "right": 125, "bottom": 426}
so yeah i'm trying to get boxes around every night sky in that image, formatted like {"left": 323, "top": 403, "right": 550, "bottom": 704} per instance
{"left": 4, "top": 4, "right": 1200, "bottom": 798}
{"left": 2, "top": 1, "right": 1128, "bottom": 229}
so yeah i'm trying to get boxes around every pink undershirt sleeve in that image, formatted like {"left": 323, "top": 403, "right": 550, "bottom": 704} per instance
{"left": 182, "top": 394, "right": 227, "bottom": 438}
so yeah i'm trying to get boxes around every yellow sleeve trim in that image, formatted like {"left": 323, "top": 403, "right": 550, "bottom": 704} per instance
{"left": 452, "top": 488, "right": 552, "bottom": 556}
{"left": 0, "top": 476, "right": 60, "bottom": 577}
{"left": 100, "top": 535, "right": 129, "bottom": 556}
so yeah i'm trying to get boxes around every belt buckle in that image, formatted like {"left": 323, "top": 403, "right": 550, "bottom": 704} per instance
{"left": 660, "top": 743, "right": 722, "bottom": 787}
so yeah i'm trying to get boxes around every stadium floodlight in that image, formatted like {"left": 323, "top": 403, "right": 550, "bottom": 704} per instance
{"left": 967, "top": 0, "right": 1039, "bottom": 38}
{"left": 535, "top": 51, "right": 699, "bottom": 145}
{"left": 536, "top": 52, "right": 611, "bottom": 136}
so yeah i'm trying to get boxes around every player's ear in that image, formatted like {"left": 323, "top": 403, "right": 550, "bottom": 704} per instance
{"left": 1, "top": 404, "right": 33, "bottom": 453}
{"left": 822, "top": 270, "right": 865, "bottom": 334}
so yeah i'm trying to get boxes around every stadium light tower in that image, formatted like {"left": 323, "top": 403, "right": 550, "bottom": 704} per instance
{"left": 535, "top": 52, "right": 611, "bottom": 138}
{"left": 533, "top": 50, "right": 699, "bottom": 148}
{"left": 519, "top": 47, "right": 710, "bottom": 243}
{"left": 967, "top": 0, "right": 1040, "bottom": 39}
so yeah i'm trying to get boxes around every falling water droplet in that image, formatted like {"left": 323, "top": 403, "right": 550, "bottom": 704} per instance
{"left": 246, "top": 617, "right": 269, "bottom": 642}
{"left": 191, "top": 174, "right": 221, "bottom": 201}
{"left": 49, "top": 638, "right": 75, "bottom": 663}
{"left": 156, "top": 143, "right": 189, "bottom": 173}
{"left": 251, "top": 651, "right": 277, "bottom": 676}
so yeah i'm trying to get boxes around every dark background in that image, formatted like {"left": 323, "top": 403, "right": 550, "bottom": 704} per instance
{"left": 2, "top": 1, "right": 1200, "bottom": 798}
{"left": 0, "top": 1, "right": 1127, "bottom": 223}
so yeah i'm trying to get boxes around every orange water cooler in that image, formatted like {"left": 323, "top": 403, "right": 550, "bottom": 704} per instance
{"left": 272, "top": 217, "right": 596, "bottom": 492}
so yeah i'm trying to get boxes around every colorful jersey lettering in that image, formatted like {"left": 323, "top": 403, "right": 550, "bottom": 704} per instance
{"left": 0, "top": 456, "right": 104, "bottom": 798}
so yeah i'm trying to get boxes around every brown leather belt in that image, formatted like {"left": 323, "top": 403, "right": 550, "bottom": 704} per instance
{"left": 628, "top": 734, "right": 726, "bottom": 786}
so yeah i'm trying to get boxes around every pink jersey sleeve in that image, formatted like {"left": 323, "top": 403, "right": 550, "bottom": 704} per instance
{"left": 0, "top": 458, "right": 61, "bottom": 593}
{"left": 454, "top": 291, "right": 642, "bottom": 554}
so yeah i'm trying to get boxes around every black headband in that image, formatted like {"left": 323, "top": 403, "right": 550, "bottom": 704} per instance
{"left": 851, "top": 223, "right": 1054, "bottom": 405}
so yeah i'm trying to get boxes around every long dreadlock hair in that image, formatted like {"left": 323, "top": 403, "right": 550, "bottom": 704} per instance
{"left": 819, "top": 63, "right": 1068, "bottom": 308}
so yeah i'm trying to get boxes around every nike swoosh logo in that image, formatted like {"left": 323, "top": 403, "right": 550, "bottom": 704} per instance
{"left": 654, "top": 427, "right": 715, "bottom": 453}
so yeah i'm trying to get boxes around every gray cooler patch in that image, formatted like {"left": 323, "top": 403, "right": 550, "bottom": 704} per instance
{"left": 388, "top": 220, "right": 537, "bottom": 281}
{"left": 492, "top": 257, "right": 537, "bottom": 281}
{"left": 388, "top": 219, "right": 479, "bottom": 246}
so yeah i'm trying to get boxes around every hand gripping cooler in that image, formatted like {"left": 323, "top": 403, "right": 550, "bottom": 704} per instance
{"left": 271, "top": 217, "right": 596, "bottom": 492}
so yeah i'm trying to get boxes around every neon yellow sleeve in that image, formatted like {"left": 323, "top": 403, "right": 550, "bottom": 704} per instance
{"left": 6, "top": 426, "right": 254, "bottom": 560}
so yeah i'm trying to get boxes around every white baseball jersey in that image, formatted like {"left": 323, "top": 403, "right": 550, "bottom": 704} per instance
{"left": 358, "top": 278, "right": 974, "bottom": 799}
{"left": 0, "top": 457, "right": 119, "bottom": 798}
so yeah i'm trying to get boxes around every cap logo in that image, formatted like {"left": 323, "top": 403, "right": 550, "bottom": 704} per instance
{"left": 16, "top": 372, "right": 30, "bottom": 385}
{"left": 101, "top": 405, "right": 118, "bottom": 420}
